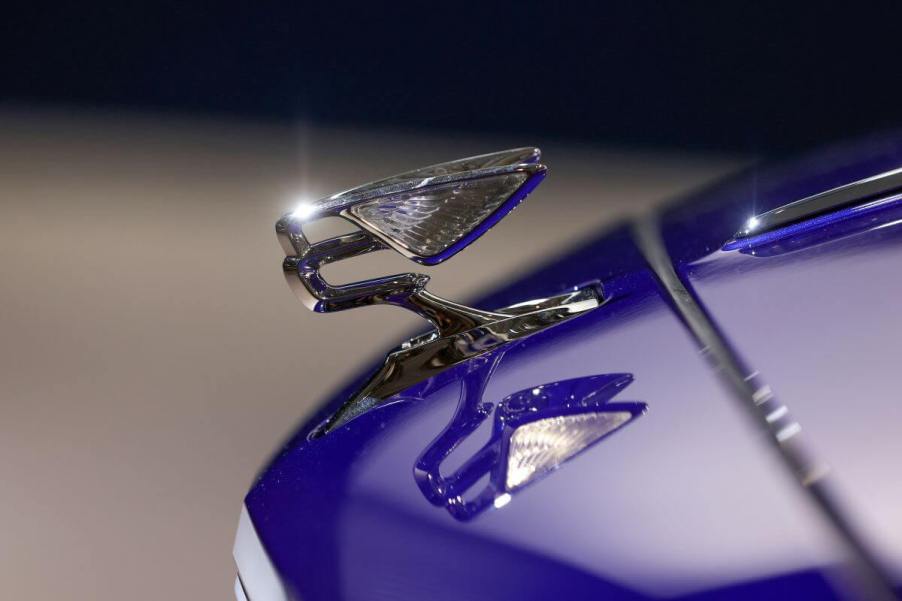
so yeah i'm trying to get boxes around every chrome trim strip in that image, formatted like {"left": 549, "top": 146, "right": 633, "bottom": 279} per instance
{"left": 633, "top": 217, "right": 897, "bottom": 601}
{"left": 736, "top": 166, "right": 902, "bottom": 238}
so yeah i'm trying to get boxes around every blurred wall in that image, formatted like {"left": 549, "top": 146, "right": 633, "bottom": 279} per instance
{"left": 0, "top": 110, "right": 740, "bottom": 599}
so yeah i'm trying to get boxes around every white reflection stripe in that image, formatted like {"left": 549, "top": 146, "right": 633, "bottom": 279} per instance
{"left": 234, "top": 505, "right": 289, "bottom": 601}
{"left": 776, "top": 422, "right": 802, "bottom": 442}
{"left": 765, "top": 405, "right": 789, "bottom": 423}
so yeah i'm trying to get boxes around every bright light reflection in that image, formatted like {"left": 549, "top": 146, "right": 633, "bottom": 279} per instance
{"left": 875, "top": 218, "right": 902, "bottom": 230}
{"left": 745, "top": 216, "right": 760, "bottom": 232}
{"left": 765, "top": 405, "right": 788, "bottom": 423}
{"left": 775, "top": 422, "right": 802, "bottom": 442}
{"left": 291, "top": 201, "right": 317, "bottom": 220}
{"left": 493, "top": 493, "right": 512, "bottom": 509}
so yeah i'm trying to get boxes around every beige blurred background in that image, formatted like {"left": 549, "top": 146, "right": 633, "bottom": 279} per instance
{"left": 0, "top": 109, "right": 740, "bottom": 599}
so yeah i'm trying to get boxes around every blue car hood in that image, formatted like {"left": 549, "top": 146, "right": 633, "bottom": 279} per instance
{"left": 240, "top": 133, "right": 902, "bottom": 601}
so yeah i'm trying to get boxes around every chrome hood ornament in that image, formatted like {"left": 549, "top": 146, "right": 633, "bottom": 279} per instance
{"left": 277, "top": 148, "right": 603, "bottom": 435}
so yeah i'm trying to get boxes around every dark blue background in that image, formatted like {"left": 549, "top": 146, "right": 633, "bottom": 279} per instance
{"left": 5, "top": 2, "right": 901, "bottom": 152}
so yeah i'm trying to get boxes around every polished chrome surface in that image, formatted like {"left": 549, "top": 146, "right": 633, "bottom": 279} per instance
{"left": 282, "top": 147, "right": 545, "bottom": 262}
{"left": 276, "top": 148, "right": 548, "bottom": 338}
{"left": 735, "top": 166, "right": 902, "bottom": 238}
{"left": 299, "top": 147, "right": 541, "bottom": 219}
{"left": 278, "top": 149, "right": 604, "bottom": 436}
{"left": 316, "top": 285, "right": 603, "bottom": 436}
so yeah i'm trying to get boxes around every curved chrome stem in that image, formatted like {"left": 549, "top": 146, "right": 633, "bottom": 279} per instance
{"left": 401, "top": 290, "right": 509, "bottom": 338}
{"left": 314, "top": 284, "right": 605, "bottom": 436}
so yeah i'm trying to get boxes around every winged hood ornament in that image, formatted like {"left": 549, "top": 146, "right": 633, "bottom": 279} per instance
{"left": 277, "top": 148, "right": 603, "bottom": 435}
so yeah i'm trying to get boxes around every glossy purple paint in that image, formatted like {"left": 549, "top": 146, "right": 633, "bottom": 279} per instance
{"left": 242, "top": 134, "right": 902, "bottom": 600}
{"left": 671, "top": 196, "right": 902, "bottom": 588}
{"left": 660, "top": 130, "right": 902, "bottom": 267}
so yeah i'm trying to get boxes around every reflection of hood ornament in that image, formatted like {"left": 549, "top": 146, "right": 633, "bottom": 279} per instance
{"left": 277, "top": 148, "right": 603, "bottom": 436}
{"left": 415, "top": 355, "right": 647, "bottom": 521}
